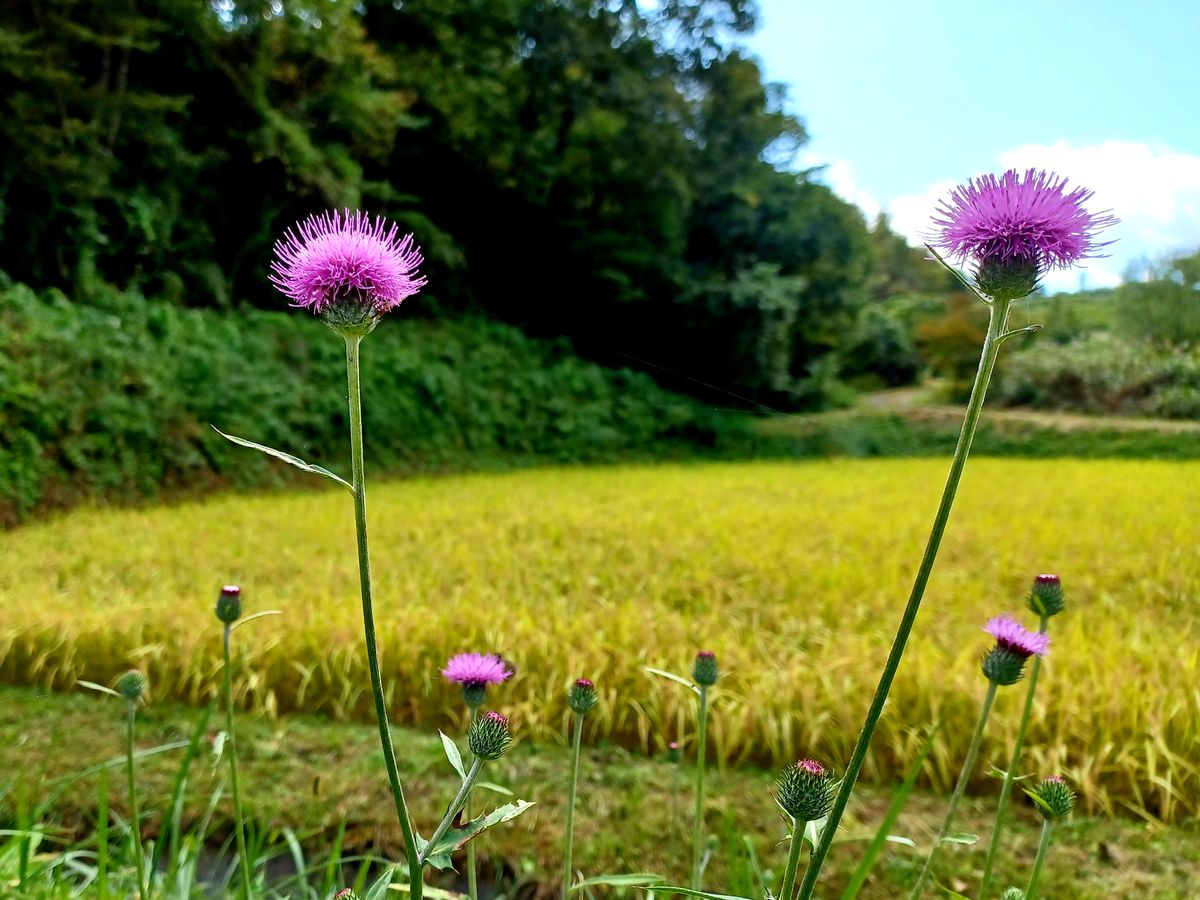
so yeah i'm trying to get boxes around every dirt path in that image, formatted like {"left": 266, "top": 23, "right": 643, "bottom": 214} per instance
{"left": 862, "top": 387, "right": 1200, "bottom": 434}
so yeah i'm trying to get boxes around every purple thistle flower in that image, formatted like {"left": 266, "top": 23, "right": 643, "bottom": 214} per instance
{"left": 796, "top": 758, "right": 827, "bottom": 777}
{"left": 269, "top": 209, "right": 425, "bottom": 315}
{"left": 932, "top": 169, "right": 1117, "bottom": 273}
{"left": 984, "top": 615, "right": 1050, "bottom": 659}
{"left": 441, "top": 652, "right": 513, "bottom": 688}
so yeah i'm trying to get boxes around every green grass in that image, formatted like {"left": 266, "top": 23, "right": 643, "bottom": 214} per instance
{"left": 3, "top": 686, "right": 1198, "bottom": 898}
{"left": 1, "top": 459, "right": 1198, "bottom": 824}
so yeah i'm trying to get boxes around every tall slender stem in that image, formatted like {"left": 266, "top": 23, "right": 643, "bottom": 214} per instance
{"left": 777, "top": 821, "right": 806, "bottom": 900}
{"left": 419, "top": 757, "right": 485, "bottom": 865}
{"left": 1025, "top": 819, "right": 1055, "bottom": 900}
{"left": 691, "top": 685, "right": 710, "bottom": 890}
{"left": 224, "top": 625, "right": 254, "bottom": 899}
{"left": 911, "top": 682, "right": 998, "bottom": 899}
{"left": 797, "top": 297, "right": 1013, "bottom": 899}
{"left": 345, "top": 335, "right": 423, "bottom": 899}
{"left": 467, "top": 705, "right": 479, "bottom": 900}
{"left": 563, "top": 713, "right": 586, "bottom": 899}
{"left": 125, "top": 702, "right": 147, "bottom": 900}
{"left": 979, "top": 615, "right": 1049, "bottom": 899}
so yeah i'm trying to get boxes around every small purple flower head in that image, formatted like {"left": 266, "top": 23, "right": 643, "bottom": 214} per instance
{"left": 442, "top": 652, "right": 512, "bottom": 707}
{"left": 468, "top": 710, "right": 513, "bottom": 760}
{"left": 984, "top": 615, "right": 1051, "bottom": 659}
{"left": 215, "top": 584, "right": 242, "bottom": 624}
{"left": 931, "top": 169, "right": 1117, "bottom": 300}
{"left": 776, "top": 757, "right": 836, "bottom": 821}
{"left": 692, "top": 650, "right": 718, "bottom": 687}
{"left": 1029, "top": 573, "right": 1066, "bottom": 618}
{"left": 270, "top": 209, "right": 425, "bottom": 333}
{"left": 569, "top": 677, "right": 598, "bottom": 715}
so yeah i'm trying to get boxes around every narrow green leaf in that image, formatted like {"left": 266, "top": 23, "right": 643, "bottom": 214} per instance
{"left": 421, "top": 800, "right": 535, "bottom": 870}
{"left": 475, "top": 781, "right": 514, "bottom": 797}
{"left": 440, "top": 731, "right": 466, "bottom": 781}
{"left": 642, "top": 667, "right": 700, "bottom": 695}
{"left": 230, "top": 609, "right": 283, "bottom": 632}
{"left": 77, "top": 680, "right": 122, "bottom": 699}
{"left": 633, "top": 885, "right": 748, "bottom": 900}
{"left": 212, "top": 426, "right": 353, "bottom": 492}
{"left": 839, "top": 721, "right": 941, "bottom": 900}
{"left": 570, "top": 873, "right": 665, "bottom": 891}
{"left": 940, "top": 833, "right": 978, "bottom": 846}
{"left": 364, "top": 866, "right": 396, "bottom": 900}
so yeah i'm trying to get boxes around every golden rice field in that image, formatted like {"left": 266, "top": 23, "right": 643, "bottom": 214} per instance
{"left": 1, "top": 459, "right": 1197, "bottom": 823}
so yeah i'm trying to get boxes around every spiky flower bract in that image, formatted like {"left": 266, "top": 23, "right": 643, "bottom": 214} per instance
{"left": 468, "top": 710, "right": 512, "bottom": 760}
{"left": 117, "top": 669, "right": 147, "bottom": 703}
{"left": 692, "top": 650, "right": 718, "bottom": 687}
{"left": 1027, "top": 775, "right": 1076, "bottom": 819}
{"left": 932, "top": 169, "right": 1117, "bottom": 300}
{"left": 269, "top": 209, "right": 425, "bottom": 330}
{"left": 215, "top": 584, "right": 243, "bottom": 624}
{"left": 1029, "top": 573, "right": 1066, "bottom": 618}
{"left": 568, "top": 677, "right": 598, "bottom": 715}
{"left": 776, "top": 758, "right": 836, "bottom": 822}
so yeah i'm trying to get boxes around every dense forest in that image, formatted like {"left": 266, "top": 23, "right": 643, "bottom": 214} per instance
{"left": 0, "top": 0, "right": 952, "bottom": 407}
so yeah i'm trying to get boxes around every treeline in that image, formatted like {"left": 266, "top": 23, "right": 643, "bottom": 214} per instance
{"left": 0, "top": 0, "right": 951, "bottom": 408}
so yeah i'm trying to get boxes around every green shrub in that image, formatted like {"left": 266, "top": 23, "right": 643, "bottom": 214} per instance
{"left": 0, "top": 281, "right": 768, "bottom": 522}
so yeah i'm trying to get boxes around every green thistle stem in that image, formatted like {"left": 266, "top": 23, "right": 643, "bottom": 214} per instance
{"left": 1025, "top": 819, "right": 1055, "bottom": 900}
{"left": 797, "top": 296, "right": 1013, "bottom": 899}
{"left": 691, "top": 684, "right": 710, "bottom": 890}
{"left": 419, "top": 757, "right": 486, "bottom": 865}
{"left": 778, "top": 821, "right": 806, "bottom": 900}
{"left": 979, "top": 615, "right": 1049, "bottom": 899}
{"left": 467, "top": 705, "right": 479, "bottom": 900}
{"left": 346, "top": 335, "right": 423, "bottom": 900}
{"left": 125, "top": 701, "right": 146, "bottom": 900}
{"left": 223, "top": 625, "right": 254, "bottom": 898}
{"left": 911, "top": 681, "right": 998, "bottom": 899}
{"left": 563, "top": 712, "right": 586, "bottom": 899}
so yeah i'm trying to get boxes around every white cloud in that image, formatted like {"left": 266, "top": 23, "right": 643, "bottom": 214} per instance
{"left": 801, "top": 154, "right": 882, "bottom": 223}
{"left": 886, "top": 141, "right": 1200, "bottom": 293}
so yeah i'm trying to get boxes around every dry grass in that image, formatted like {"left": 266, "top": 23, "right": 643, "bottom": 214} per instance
{"left": 1, "top": 459, "right": 1197, "bottom": 822}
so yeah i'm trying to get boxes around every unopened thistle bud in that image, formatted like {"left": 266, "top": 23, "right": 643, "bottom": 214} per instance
{"left": 1027, "top": 775, "right": 1076, "bottom": 820}
{"left": 568, "top": 678, "right": 597, "bottom": 715}
{"left": 692, "top": 650, "right": 718, "bottom": 687}
{"left": 117, "top": 669, "right": 147, "bottom": 703}
{"left": 333, "top": 890, "right": 360, "bottom": 900}
{"left": 1027, "top": 574, "right": 1065, "bottom": 618}
{"left": 216, "top": 584, "right": 243, "bottom": 624}
{"left": 981, "top": 616, "right": 1049, "bottom": 686}
{"left": 1000, "top": 889, "right": 1025, "bottom": 900}
{"left": 775, "top": 758, "right": 836, "bottom": 822}
{"left": 468, "top": 710, "right": 512, "bottom": 761}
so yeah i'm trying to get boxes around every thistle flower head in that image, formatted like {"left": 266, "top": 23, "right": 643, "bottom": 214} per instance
{"left": 117, "top": 669, "right": 147, "bottom": 703}
{"left": 442, "top": 652, "right": 512, "bottom": 707}
{"left": 775, "top": 757, "right": 836, "bottom": 822}
{"left": 269, "top": 209, "right": 425, "bottom": 334}
{"left": 568, "top": 677, "right": 598, "bottom": 715}
{"left": 215, "top": 584, "right": 243, "bottom": 625}
{"left": 932, "top": 169, "right": 1117, "bottom": 300}
{"left": 984, "top": 615, "right": 1050, "bottom": 658}
{"left": 1000, "top": 889, "right": 1026, "bottom": 900}
{"left": 1028, "top": 573, "right": 1066, "bottom": 618}
{"left": 692, "top": 650, "right": 718, "bottom": 687}
{"left": 1027, "top": 774, "right": 1076, "bottom": 819}
{"left": 468, "top": 710, "right": 513, "bottom": 760}
{"left": 982, "top": 615, "right": 1049, "bottom": 686}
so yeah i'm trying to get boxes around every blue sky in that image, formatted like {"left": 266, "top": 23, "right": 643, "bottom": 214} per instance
{"left": 746, "top": 0, "right": 1200, "bottom": 291}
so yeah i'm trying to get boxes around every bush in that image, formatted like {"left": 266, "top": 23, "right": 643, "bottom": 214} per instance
{"left": 991, "top": 333, "right": 1200, "bottom": 418}
{"left": 0, "top": 281, "right": 766, "bottom": 523}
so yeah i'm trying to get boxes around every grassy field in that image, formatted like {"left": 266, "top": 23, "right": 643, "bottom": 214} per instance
{"left": 1, "top": 459, "right": 1197, "bottom": 824}
{"left": 5, "top": 686, "right": 1198, "bottom": 899}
